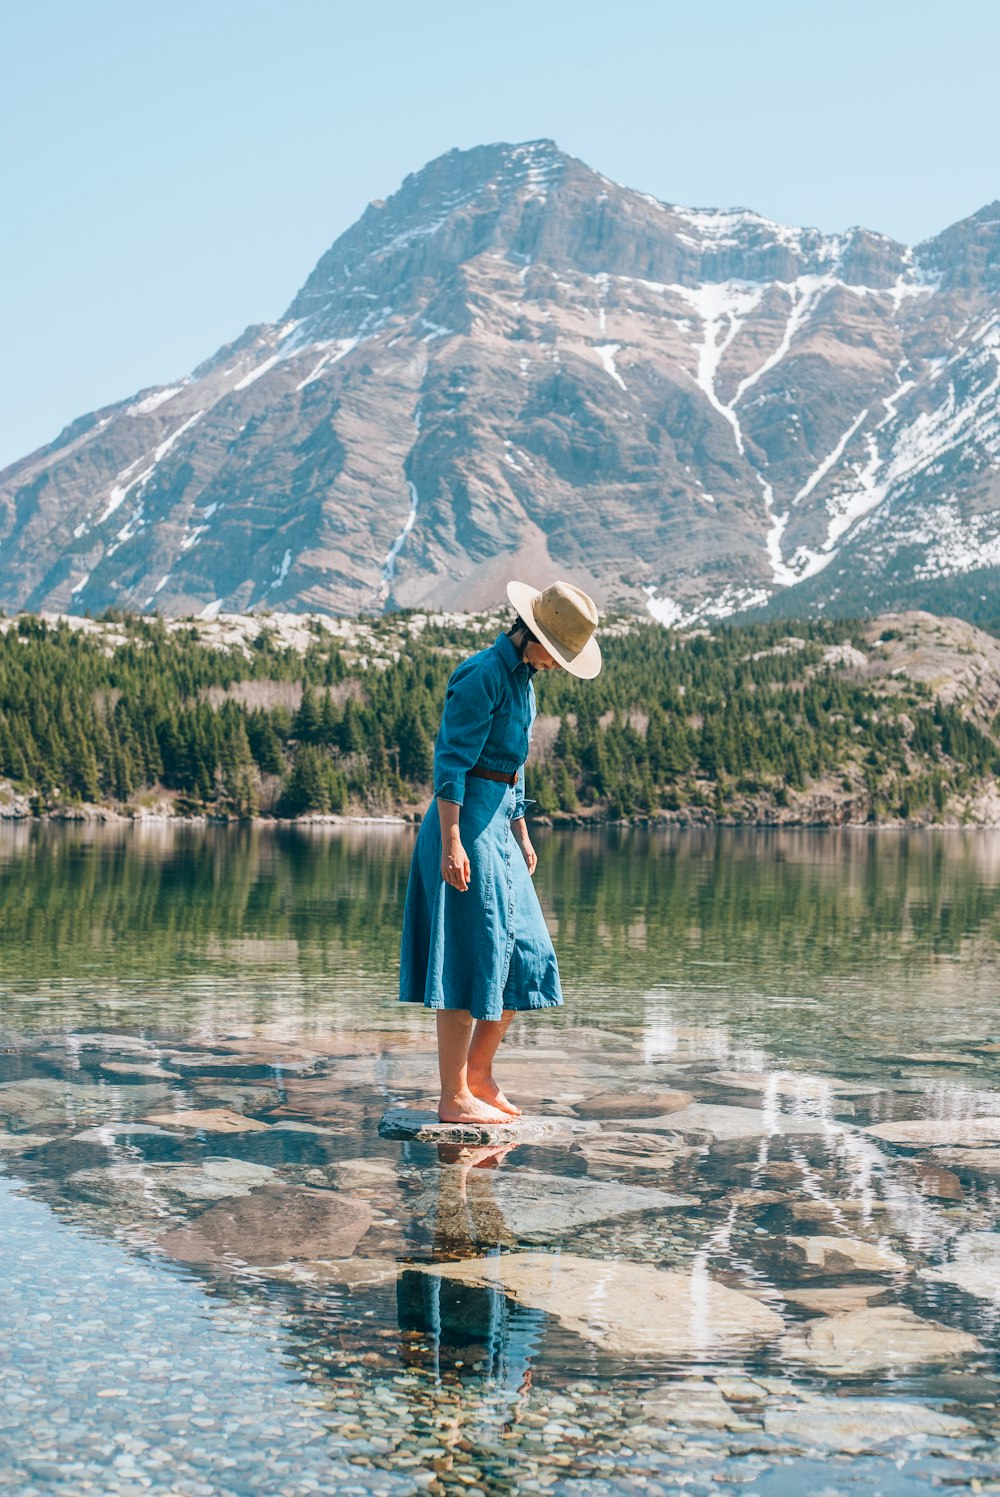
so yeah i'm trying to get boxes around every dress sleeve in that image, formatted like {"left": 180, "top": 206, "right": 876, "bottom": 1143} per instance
{"left": 512, "top": 678, "right": 536, "bottom": 820}
{"left": 433, "top": 656, "right": 499, "bottom": 806}
{"left": 512, "top": 761, "right": 528, "bottom": 820}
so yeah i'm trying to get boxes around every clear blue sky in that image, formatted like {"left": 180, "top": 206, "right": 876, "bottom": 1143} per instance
{"left": 2, "top": 0, "right": 998, "bottom": 470}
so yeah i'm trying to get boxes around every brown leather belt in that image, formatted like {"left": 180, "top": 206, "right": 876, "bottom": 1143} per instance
{"left": 468, "top": 765, "right": 518, "bottom": 786}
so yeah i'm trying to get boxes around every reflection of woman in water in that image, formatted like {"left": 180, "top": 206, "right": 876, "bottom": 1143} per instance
{"left": 397, "top": 1143, "right": 544, "bottom": 1424}
{"left": 399, "top": 580, "right": 602, "bottom": 1124}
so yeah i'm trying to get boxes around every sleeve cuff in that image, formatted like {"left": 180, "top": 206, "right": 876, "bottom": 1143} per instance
{"left": 434, "top": 779, "right": 465, "bottom": 806}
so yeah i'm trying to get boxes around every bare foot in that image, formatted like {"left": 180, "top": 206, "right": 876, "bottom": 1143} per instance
{"left": 437, "top": 1090, "right": 513, "bottom": 1126}
{"left": 467, "top": 1070, "right": 522, "bottom": 1117}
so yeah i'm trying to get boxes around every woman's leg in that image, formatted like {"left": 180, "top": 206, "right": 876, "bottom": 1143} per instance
{"left": 467, "top": 1012, "right": 521, "bottom": 1116}
{"left": 436, "top": 1010, "right": 512, "bottom": 1125}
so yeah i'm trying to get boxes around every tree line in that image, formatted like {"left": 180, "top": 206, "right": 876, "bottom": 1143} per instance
{"left": 0, "top": 612, "right": 995, "bottom": 822}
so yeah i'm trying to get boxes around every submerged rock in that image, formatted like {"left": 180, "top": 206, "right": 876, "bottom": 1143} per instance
{"left": 930, "top": 1147, "right": 1000, "bottom": 1181}
{"left": 910, "top": 1159, "right": 964, "bottom": 1201}
{"left": 576, "top": 1130, "right": 689, "bottom": 1173}
{"left": 705, "top": 1071, "right": 883, "bottom": 1098}
{"left": 0, "top": 1131, "right": 50, "bottom": 1152}
{"left": 920, "top": 1232, "right": 1000, "bottom": 1304}
{"left": 573, "top": 1090, "right": 693, "bottom": 1120}
{"left": 780, "top": 1305, "right": 981, "bottom": 1374}
{"left": 429, "top": 1167, "right": 695, "bottom": 1246}
{"left": 67, "top": 1158, "right": 278, "bottom": 1213}
{"left": 410, "top": 1252, "right": 784, "bottom": 1356}
{"left": 0, "top": 1078, "right": 170, "bottom": 1130}
{"left": 782, "top": 1284, "right": 890, "bottom": 1315}
{"left": 764, "top": 1396, "right": 970, "bottom": 1452}
{"left": 377, "top": 1107, "right": 597, "bottom": 1145}
{"left": 640, "top": 1379, "right": 756, "bottom": 1432}
{"left": 885, "top": 1052, "right": 981, "bottom": 1066}
{"left": 865, "top": 1116, "right": 1000, "bottom": 1148}
{"left": 142, "top": 1107, "right": 271, "bottom": 1133}
{"left": 98, "top": 1061, "right": 181, "bottom": 1080}
{"left": 266, "top": 1257, "right": 400, "bottom": 1288}
{"left": 782, "top": 1235, "right": 908, "bottom": 1274}
{"left": 157, "top": 1184, "right": 373, "bottom": 1265}
{"left": 656, "top": 1103, "right": 831, "bottom": 1142}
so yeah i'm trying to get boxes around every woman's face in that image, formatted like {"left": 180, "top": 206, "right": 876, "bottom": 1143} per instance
{"left": 523, "top": 639, "right": 561, "bottom": 671}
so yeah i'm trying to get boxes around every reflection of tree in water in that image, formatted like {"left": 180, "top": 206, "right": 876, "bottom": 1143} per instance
{"left": 4, "top": 825, "right": 1000, "bottom": 1058}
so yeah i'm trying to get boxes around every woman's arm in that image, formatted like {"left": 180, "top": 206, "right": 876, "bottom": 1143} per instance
{"left": 511, "top": 815, "right": 537, "bottom": 875}
{"left": 433, "top": 656, "right": 498, "bottom": 891}
{"left": 438, "top": 798, "right": 471, "bottom": 891}
{"left": 433, "top": 657, "right": 498, "bottom": 807}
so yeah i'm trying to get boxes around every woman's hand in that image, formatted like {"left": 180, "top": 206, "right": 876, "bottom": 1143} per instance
{"left": 512, "top": 819, "right": 537, "bottom": 876}
{"left": 438, "top": 801, "right": 470, "bottom": 891}
{"left": 441, "top": 829, "right": 471, "bottom": 891}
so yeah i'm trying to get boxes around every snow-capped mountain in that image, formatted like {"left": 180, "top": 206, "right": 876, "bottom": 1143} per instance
{"left": 2, "top": 140, "right": 998, "bottom": 624}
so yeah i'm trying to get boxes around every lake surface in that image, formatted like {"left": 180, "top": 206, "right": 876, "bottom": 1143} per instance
{"left": 1, "top": 824, "right": 999, "bottom": 1495}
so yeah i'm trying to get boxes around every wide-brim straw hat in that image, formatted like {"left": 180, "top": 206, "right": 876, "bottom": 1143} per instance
{"left": 506, "top": 579, "right": 602, "bottom": 679}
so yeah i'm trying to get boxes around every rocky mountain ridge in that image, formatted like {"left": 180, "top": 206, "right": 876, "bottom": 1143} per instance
{"left": 2, "top": 140, "right": 998, "bottom": 624}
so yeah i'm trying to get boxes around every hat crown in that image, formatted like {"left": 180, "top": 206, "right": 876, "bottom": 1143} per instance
{"left": 533, "top": 581, "right": 598, "bottom": 654}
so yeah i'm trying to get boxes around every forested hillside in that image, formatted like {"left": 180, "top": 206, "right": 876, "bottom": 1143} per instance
{"left": 1, "top": 610, "right": 999, "bottom": 826}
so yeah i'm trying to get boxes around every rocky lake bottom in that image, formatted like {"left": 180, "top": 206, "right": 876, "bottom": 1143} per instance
{"left": 1, "top": 823, "right": 999, "bottom": 1495}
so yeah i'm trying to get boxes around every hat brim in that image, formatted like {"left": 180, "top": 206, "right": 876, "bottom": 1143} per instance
{"left": 507, "top": 580, "right": 602, "bottom": 679}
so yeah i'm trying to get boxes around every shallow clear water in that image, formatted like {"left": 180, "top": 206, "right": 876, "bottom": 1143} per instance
{"left": 1, "top": 824, "right": 999, "bottom": 1495}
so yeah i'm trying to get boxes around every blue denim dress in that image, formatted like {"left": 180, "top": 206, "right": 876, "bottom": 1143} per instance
{"left": 399, "top": 633, "right": 564, "bottom": 1022}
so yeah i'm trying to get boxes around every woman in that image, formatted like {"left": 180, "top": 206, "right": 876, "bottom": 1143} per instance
{"left": 399, "top": 579, "right": 602, "bottom": 1125}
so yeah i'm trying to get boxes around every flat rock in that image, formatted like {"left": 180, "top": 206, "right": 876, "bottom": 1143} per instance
{"left": 866, "top": 1116, "right": 1000, "bottom": 1148}
{"left": 0, "top": 1078, "right": 170, "bottom": 1129}
{"left": 188, "top": 1082, "right": 282, "bottom": 1113}
{"left": 910, "top": 1160, "right": 963, "bottom": 1201}
{"left": 165, "top": 1048, "right": 318, "bottom": 1073}
{"left": 783, "top": 1285, "right": 889, "bottom": 1315}
{"left": 780, "top": 1305, "right": 981, "bottom": 1375}
{"left": 46, "top": 1032, "right": 153, "bottom": 1054}
{"left": 68, "top": 1158, "right": 277, "bottom": 1210}
{"left": 430, "top": 1168, "right": 694, "bottom": 1246}
{"left": 410, "top": 1252, "right": 784, "bottom": 1356}
{"left": 920, "top": 1232, "right": 1000, "bottom": 1304}
{"left": 197, "top": 1037, "right": 321, "bottom": 1067}
{"left": 639, "top": 1380, "right": 756, "bottom": 1432}
{"left": 573, "top": 1090, "right": 693, "bottom": 1120}
{"left": 729, "top": 1188, "right": 790, "bottom": 1210}
{"left": 99, "top": 1061, "right": 181, "bottom": 1080}
{"left": 705, "top": 1070, "right": 883, "bottom": 1098}
{"left": 157, "top": 1185, "right": 373, "bottom": 1266}
{"left": 143, "top": 1107, "right": 271, "bottom": 1133}
{"left": 577, "top": 1131, "right": 689, "bottom": 1172}
{"left": 377, "top": 1108, "right": 598, "bottom": 1145}
{"left": 764, "top": 1396, "right": 970, "bottom": 1452}
{"left": 783, "top": 1235, "right": 908, "bottom": 1274}
{"left": 335, "top": 1158, "right": 401, "bottom": 1189}
{"left": 0, "top": 1132, "right": 50, "bottom": 1152}
{"left": 885, "top": 1052, "right": 981, "bottom": 1066}
{"left": 930, "top": 1147, "right": 1000, "bottom": 1181}
{"left": 656, "top": 1103, "right": 830, "bottom": 1142}
{"left": 262, "top": 1077, "right": 365, "bottom": 1124}
{"left": 72, "top": 1122, "right": 179, "bottom": 1141}
{"left": 266, "top": 1258, "right": 400, "bottom": 1288}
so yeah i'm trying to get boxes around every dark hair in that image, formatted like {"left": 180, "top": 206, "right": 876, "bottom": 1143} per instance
{"left": 506, "top": 614, "right": 538, "bottom": 658}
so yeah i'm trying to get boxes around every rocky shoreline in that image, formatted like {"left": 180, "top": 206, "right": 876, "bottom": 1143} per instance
{"left": 7, "top": 798, "right": 1000, "bottom": 831}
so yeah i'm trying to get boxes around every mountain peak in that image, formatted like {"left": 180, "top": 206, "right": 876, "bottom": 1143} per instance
{"left": 2, "top": 144, "right": 999, "bottom": 629}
